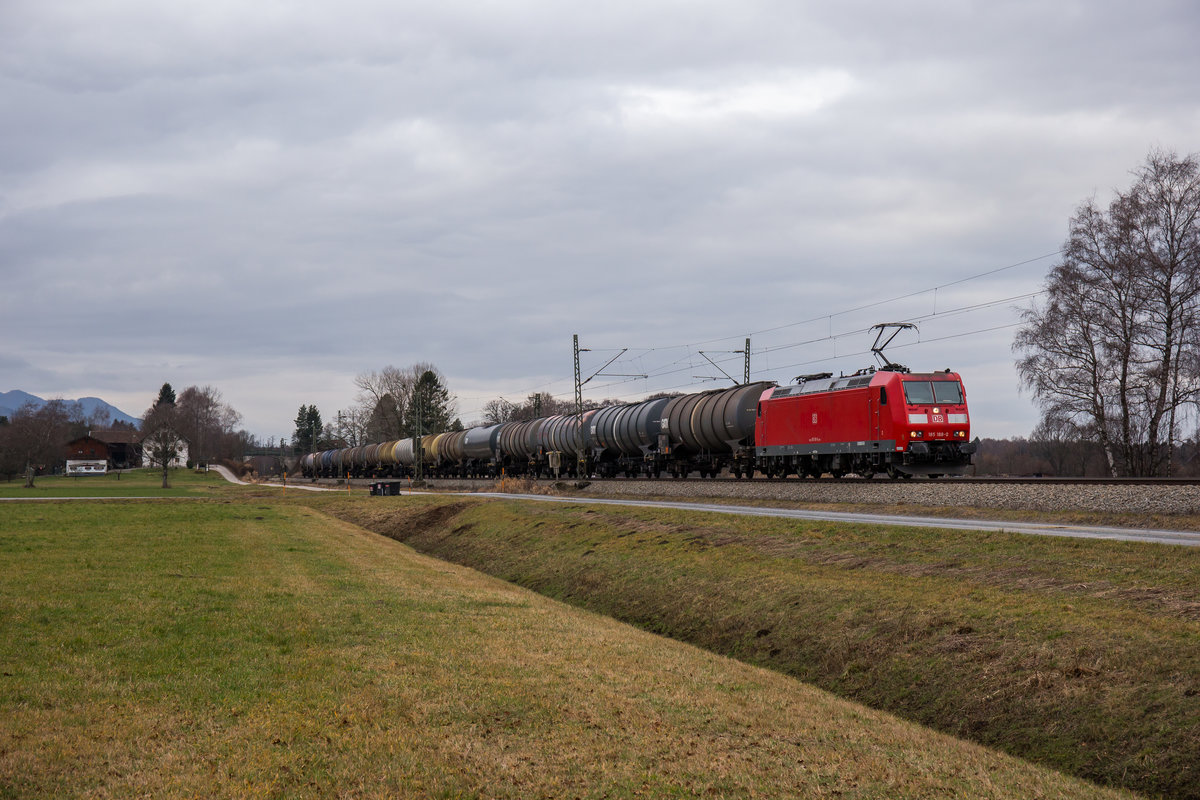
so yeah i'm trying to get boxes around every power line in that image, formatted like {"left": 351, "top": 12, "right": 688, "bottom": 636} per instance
{"left": 453, "top": 250, "right": 1059, "bottom": 418}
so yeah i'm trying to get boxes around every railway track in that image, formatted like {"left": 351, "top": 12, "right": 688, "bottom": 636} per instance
{"left": 625, "top": 474, "right": 1200, "bottom": 486}
{"left": 315, "top": 473, "right": 1200, "bottom": 489}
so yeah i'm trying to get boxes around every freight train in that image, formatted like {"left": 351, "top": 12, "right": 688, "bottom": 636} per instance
{"left": 302, "top": 365, "right": 978, "bottom": 481}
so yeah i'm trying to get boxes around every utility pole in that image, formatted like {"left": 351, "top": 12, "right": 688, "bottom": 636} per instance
{"left": 574, "top": 334, "right": 585, "bottom": 477}
{"left": 414, "top": 389, "right": 424, "bottom": 483}
{"left": 573, "top": 334, "right": 645, "bottom": 477}
{"left": 744, "top": 337, "right": 751, "bottom": 384}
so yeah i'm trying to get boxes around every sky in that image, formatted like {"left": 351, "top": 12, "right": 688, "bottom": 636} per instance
{"left": 2, "top": 0, "right": 1198, "bottom": 444}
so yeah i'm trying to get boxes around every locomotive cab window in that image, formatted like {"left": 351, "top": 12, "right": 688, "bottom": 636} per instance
{"left": 902, "top": 380, "right": 964, "bottom": 406}
{"left": 902, "top": 381, "right": 935, "bottom": 405}
{"left": 932, "top": 381, "right": 963, "bottom": 404}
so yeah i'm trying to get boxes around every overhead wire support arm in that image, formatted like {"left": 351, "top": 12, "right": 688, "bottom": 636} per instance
{"left": 698, "top": 337, "right": 751, "bottom": 385}
{"left": 581, "top": 348, "right": 630, "bottom": 386}
{"left": 697, "top": 351, "right": 740, "bottom": 385}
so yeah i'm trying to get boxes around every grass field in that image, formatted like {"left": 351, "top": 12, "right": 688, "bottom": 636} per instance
{"left": 0, "top": 468, "right": 238, "bottom": 498}
{"left": 325, "top": 493, "right": 1200, "bottom": 800}
{"left": 0, "top": 492, "right": 1137, "bottom": 799}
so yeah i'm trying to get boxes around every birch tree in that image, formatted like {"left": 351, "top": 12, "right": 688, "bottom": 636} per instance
{"left": 1015, "top": 149, "right": 1200, "bottom": 475}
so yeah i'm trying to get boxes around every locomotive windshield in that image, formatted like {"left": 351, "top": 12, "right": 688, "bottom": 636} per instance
{"left": 902, "top": 380, "right": 963, "bottom": 406}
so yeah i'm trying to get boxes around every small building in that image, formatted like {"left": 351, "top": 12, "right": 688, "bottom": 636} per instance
{"left": 65, "top": 430, "right": 144, "bottom": 471}
{"left": 163, "top": 440, "right": 189, "bottom": 468}
{"left": 140, "top": 434, "right": 189, "bottom": 469}
{"left": 64, "top": 435, "right": 112, "bottom": 476}
{"left": 65, "top": 435, "right": 111, "bottom": 462}
{"left": 90, "top": 429, "right": 142, "bottom": 468}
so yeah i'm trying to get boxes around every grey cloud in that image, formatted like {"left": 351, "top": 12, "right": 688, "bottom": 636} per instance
{"left": 2, "top": 0, "right": 1196, "bottom": 436}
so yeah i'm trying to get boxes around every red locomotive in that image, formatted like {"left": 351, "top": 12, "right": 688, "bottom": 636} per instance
{"left": 755, "top": 367, "right": 976, "bottom": 479}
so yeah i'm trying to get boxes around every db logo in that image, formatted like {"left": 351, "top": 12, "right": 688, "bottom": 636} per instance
{"left": 933, "top": 414, "right": 945, "bottom": 423}
{"left": 812, "top": 413, "right": 818, "bottom": 424}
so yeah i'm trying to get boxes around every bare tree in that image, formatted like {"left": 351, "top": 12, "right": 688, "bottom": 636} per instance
{"left": 482, "top": 398, "right": 519, "bottom": 425}
{"left": 339, "top": 406, "right": 370, "bottom": 447}
{"left": 1015, "top": 148, "right": 1200, "bottom": 476}
{"left": 176, "top": 386, "right": 224, "bottom": 463}
{"left": 141, "top": 400, "right": 183, "bottom": 488}
{"left": 353, "top": 366, "right": 411, "bottom": 440}
{"left": 353, "top": 363, "right": 457, "bottom": 438}
{"left": 0, "top": 399, "right": 86, "bottom": 479}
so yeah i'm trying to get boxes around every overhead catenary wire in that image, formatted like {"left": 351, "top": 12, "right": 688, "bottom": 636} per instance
{"left": 452, "top": 250, "right": 1059, "bottom": 422}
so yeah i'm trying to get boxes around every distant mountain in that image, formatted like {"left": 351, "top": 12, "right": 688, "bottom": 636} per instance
{"left": 0, "top": 390, "right": 42, "bottom": 418}
{"left": 0, "top": 390, "right": 141, "bottom": 426}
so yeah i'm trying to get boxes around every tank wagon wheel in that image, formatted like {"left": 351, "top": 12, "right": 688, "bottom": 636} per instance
{"left": 929, "top": 474, "right": 943, "bottom": 480}
{"left": 830, "top": 470, "right": 845, "bottom": 479}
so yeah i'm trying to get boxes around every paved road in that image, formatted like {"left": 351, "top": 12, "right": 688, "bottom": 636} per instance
{"left": 210, "top": 464, "right": 338, "bottom": 491}
{"left": 209, "top": 470, "right": 1200, "bottom": 547}
{"left": 455, "top": 491, "right": 1200, "bottom": 548}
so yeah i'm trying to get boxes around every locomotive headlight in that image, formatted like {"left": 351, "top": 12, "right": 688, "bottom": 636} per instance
{"left": 911, "top": 430, "right": 923, "bottom": 438}
{"left": 955, "top": 430, "right": 967, "bottom": 438}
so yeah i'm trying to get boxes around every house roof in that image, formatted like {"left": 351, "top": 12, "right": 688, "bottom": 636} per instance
{"left": 90, "top": 429, "right": 140, "bottom": 445}
{"left": 66, "top": 435, "right": 106, "bottom": 447}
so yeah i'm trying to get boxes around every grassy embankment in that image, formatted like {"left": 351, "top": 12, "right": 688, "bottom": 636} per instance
{"left": 1, "top": 486, "right": 1137, "bottom": 798}
{"left": 324, "top": 493, "right": 1200, "bottom": 800}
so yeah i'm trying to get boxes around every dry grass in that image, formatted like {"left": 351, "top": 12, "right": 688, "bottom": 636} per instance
{"left": 0, "top": 498, "right": 1136, "bottom": 799}
{"left": 326, "top": 493, "right": 1199, "bottom": 800}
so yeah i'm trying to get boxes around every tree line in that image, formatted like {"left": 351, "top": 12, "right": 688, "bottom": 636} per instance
{"left": 293, "top": 363, "right": 461, "bottom": 453}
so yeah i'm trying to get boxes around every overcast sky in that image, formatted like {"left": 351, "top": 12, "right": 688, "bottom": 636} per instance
{"left": 2, "top": 0, "right": 1197, "bottom": 442}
